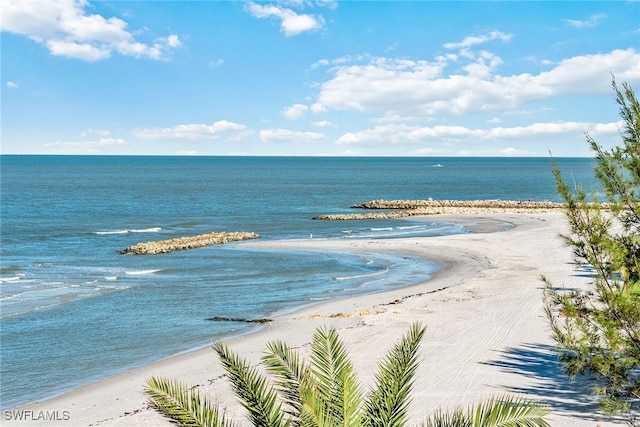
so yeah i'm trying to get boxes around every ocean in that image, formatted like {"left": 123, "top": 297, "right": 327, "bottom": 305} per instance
{"left": 0, "top": 156, "right": 598, "bottom": 409}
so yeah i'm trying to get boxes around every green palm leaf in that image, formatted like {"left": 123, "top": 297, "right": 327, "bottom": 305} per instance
{"left": 144, "top": 376, "right": 232, "bottom": 427}
{"left": 364, "top": 322, "right": 426, "bottom": 427}
{"left": 262, "top": 340, "right": 311, "bottom": 420}
{"left": 423, "top": 408, "right": 470, "bottom": 427}
{"left": 424, "top": 396, "right": 549, "bottom": 427}
{"left": 468, "top": 396, "right": 550, "bottom": 427}
{"left": 213, "top": 342, "right": 290, "bottom": 427}
{"left": 146, "top": 325, "right": 549, "bottom": 427}
{"left": 309, "top": 326, "right": 364, "bottom": 426}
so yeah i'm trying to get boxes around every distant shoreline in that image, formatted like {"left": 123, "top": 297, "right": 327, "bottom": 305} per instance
{"left": 313, "top": 198, "right": 575, "bottom": 220}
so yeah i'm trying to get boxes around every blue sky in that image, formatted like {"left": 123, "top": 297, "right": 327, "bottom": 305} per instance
{"left": 1, "top": 1, "right": 639, "bottom": 156}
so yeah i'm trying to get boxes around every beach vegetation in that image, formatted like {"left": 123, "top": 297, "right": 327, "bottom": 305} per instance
{"left": 544, "top": 78, "right": 640, "bottom": 422}
{"left": 145, "top": 322, "right": 549, "bottom": 427}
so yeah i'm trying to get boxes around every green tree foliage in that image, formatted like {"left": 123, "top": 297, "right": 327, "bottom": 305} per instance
{"left": 145, "top": 322, "right": 549, "bottom": 427}
{"left": 543, "top": 79, "right": 640, "bottom": 419}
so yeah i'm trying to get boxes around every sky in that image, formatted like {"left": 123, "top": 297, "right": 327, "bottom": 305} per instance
{"left": 1, "top": 0, "right": 639, "bottom": 157}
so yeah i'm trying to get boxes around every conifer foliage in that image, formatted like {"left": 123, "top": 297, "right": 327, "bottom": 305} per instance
{"left": 544, "top": 79, "right": 640, "bottom": 420}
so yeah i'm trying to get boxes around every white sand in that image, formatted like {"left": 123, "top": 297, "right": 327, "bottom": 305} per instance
{"left": 4, "top": 214, "right": 624, "bottom": 426}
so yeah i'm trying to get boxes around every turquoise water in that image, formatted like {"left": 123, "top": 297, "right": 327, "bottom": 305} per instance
{"left": 0, "top": 156, "right": 597, "bottom": 409}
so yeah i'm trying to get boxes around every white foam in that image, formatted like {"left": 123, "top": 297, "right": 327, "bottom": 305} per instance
{"left": 94, "top": 227, "right": 161, "bottom": 235}
{"left": 130, "top": 227, "right": 161, "bottom": 233}
{"left": 0, "top": 274, "right": 24, "bottom": 283}
{"left": 124, "top": 269, "right": 162, "bottom": 276}
{"left": 94, "top": 230, "right": 129, "bottom": 235}
{"left": 332, "top": 265, "right": 390, "bottom": 281}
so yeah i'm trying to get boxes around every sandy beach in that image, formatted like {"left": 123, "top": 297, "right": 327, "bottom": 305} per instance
{"left": 4, "top": 213, "right": 624, "bottom": 426}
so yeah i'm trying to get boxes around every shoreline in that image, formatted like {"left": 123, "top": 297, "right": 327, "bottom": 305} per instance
{"left": 3, "top": 213, "right": 623, "bottom": 426}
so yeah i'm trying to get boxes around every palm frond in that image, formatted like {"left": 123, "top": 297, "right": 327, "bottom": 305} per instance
{"left": 213, "top": 342, "right": 290, "bottom": 427}
{"left": 364, "top": 322, "right": 426, "bottom": 427}
{"left": 468, "top": 396, "right": 550, "bottom": 427}
{"left": 298, "top": 386, "right": 335, "bottom": 427}
{"left": 309, "top": 326, "right": 364, "bottom": 426}
{"left": 423, "top": 408, "right": 470, "bottom": 427}
{"left": 144, "top": 376, "right": 232, "bottom": 427}
{"left": 262, "top": 339, "right": 311, "bottom": 419}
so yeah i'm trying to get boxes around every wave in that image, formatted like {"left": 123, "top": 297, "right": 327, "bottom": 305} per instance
{"left": 130, "top": 227, "right": 162, "bottom": 233}
{"left": 0, "top": 274, "right": 25, "bottom": 283}
{"left": 94, "top": 230, "right": 129, "bottom": 235}
{"left": 124, "top": 269, "right": 162, "bottom": 276}
{"left": 369, "top": 227, "right": 393, "bottom": 231}
{"left": 94, "top": 227, "right": 161, "bottom": 235}
{"left": 332, "top": 265, "right": 390, "bottom": 281}
{"left": 1, "top": 284, "right": 77, "bottom": 302}
{"left": 0, "top": 281, "right": 132, "bottom": 318}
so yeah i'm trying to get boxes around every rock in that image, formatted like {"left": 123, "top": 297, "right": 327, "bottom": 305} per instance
{"left": 351, "top": 199, "right": 567, "bottom": 210}
{"left": 119, "top": 231, "right": 259, "bottom": 255}
{"left": 206, "top": 316, "right": 272, "bottom": 323}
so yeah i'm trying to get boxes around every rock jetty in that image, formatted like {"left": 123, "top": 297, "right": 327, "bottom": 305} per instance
{"left": 119, "top": 231, "right": 259, "bottom": 255}
{"left": 313, "top": 199, "right": 572, "bottom": 220}
{"left": 352, "top": 199, "right": 565, "bottom": 210}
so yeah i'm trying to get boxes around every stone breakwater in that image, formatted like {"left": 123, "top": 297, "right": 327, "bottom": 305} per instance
{"left": 352, "top": 199, "right": 565, "bottom": 210}
{"left": 313, "top": 199, "right": 571, "bottom": 220}
{"left": 118, "top": 231, "right": 259, "bottom": 255}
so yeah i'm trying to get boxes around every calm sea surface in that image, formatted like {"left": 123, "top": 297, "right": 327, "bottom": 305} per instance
{"left": 0, "top": 156, "right": 598, "bottom": 409}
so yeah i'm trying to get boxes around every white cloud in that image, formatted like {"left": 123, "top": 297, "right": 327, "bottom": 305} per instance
{"left": 246, "top": 2, "right": 324, "bottom": 36}
{"left": 0, "top": 0, "right": 181, "bottom": 61}
{"left": 462, "top": 51, "right": 503, "bottom": 79}
{"left": 565, "top": 13, "right": 606, "bottom": 28}
{"left": 532, "top": 48, "right": 640, "bottom": 93}
{"left": 132, "top": 120, "right": 249, "bottom": 141}
{"left": 260, "top": 128, "right": 325, "bottom": 143}
{"left": 443, "top": 30, "right": 512, "bottom": 49}
{"left": 498, "top": 147, "right": 536, "bottom": 156}
{"left": 311, "top": 56, "right": 449, "bottom": 118}
{"left": 80, "top": 128, "right": 110, "bottom": 137}
{"left": 41, "top": 137, "right": 128, "bottom": 154}
{"left": 316, "top": 0, "right": 338, "bottom": 10}
{"left": 283, "top": 103, "right": 309, "bottom": 119}
{"left": 312, "top": 120, "right": 335, "bottom": 128}
{"left": 336, "top": 121, "right": 621, "bottom": 146}
{"left": 6, "top": 81, "right": 18, "bottom": 88}
{"left": 311, "top": 48, "right": 640, "bottom": 120}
